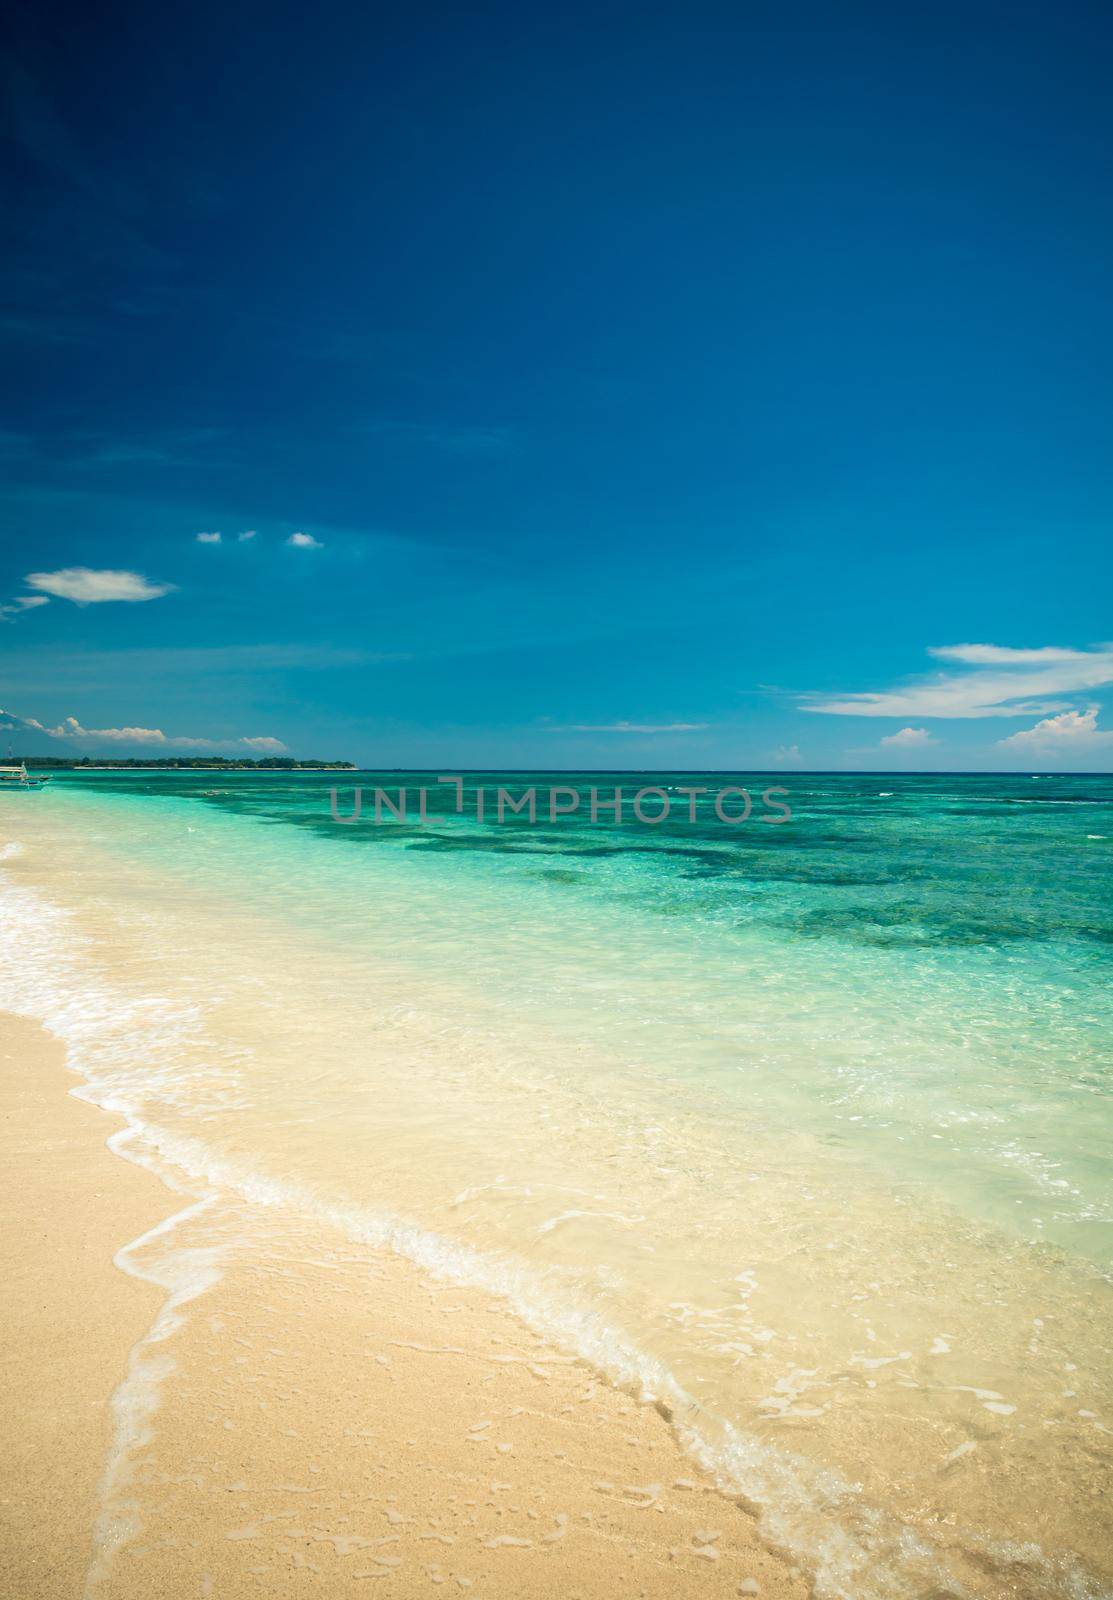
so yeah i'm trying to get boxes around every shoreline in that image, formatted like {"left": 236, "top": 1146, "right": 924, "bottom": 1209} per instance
{"left": 0, "top": 1015, "right": 169, "bottom": 1599}
{"left": 0, "top": 1012, "right": 802, "bottom": 1598}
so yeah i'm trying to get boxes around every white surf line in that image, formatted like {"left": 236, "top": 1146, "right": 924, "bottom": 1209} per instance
{"left": 82, "top": 1127, "right": 226, "bottom": 1596}
{"left": 0, "top": 853, "right": 233, "bottom": 1591}
{"left": 134, "top": 1122, "right": 980, "bottom": 1600}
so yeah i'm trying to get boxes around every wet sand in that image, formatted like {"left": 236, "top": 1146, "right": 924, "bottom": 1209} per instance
{"left": 0, "top": 1014, "right": 167, "bottom": 1598}
{"left": 0, "top": 1014, "right": 802, "bottom": 1599}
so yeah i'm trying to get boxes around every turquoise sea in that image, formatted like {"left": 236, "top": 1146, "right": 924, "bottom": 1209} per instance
{"left": 1, "top": 770, "right": 1110, "bottom": 1598}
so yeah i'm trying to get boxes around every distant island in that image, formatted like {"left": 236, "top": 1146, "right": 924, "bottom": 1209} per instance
{"left": 12, "top": 756, "right": 357, "bottom": 770}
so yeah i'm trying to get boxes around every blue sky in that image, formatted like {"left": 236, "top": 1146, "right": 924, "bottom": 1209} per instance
{"left": 1, "top": 0, "right": 1111, "bottom": 769}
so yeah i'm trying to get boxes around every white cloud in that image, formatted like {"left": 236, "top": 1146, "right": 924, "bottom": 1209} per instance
{"left": 196, "top": 530, "right": 222, "bottom": 543}
{"left": 773, "top": 744, "right": 803, "bottom": 764}
{"left": 928, "top": 644, "right": 1096, "bottom": 666}
{"left": 879, "top": 726, "right": 937, "bottom": 747}
{"left": 286, "top": 531, "right": 323, "bottom": 549}
{"left": 0, "top": 595, "right": 50, "bottom": 621}
{"left": 238, "top": 735, "right": 287, "bottom": 753}
{"left": 26, "top": 567, "right": 175, "bottom": 603}
{"left": 997, "top": 706, "right": 1113, "bottom": 752}
{"left": 26, "top": 713, "right": 287, "bottom": 754}
{"left": 801, "top": 644, "right": 1113, "bottom": 719}
{"left": 238, "top": 530, "right": 257, "bottom": 541}
{"left": 554, "top": 720, "right": 708, "bottom": 734}
{"left": 37, "top": 716, "right": 168, "bottom": 744}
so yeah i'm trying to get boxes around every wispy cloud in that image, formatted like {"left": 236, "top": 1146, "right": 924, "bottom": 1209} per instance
{"left": 0, "top": 595, "right": 49, "bottom": 621}
{"left": 997, "top": 706, "right": 1113, "bottom": 753}
{"left": 773, "top": 744, "right": 803, "bottom": 764}
{"left": 237, "top": 735, "right": 287, "bottom": 752}
{"left": 928, "top": 644, "right": 1099, "bottom": 667}
{"left": 20, "top": 712, "right": 287, "bottom": 754}
{"left": 26, "top": 567, "right": 175, "bottom": 603}
{"left": 196, "top": 530, "right": 222, "bottom": 543}
{"left": 31, "top": 715, "right": 168, "bottom": 744}
{"left": 286, "top": 531, "right": 323, "bottom": 549}
{"left": 801, "top": 644, "right": 1113, "bottom": 719}
{"left": 238, "top": 530, "right": 257, "bottom": 541}
{"left": 879, "top": 726, "right": 936, "bottom": 747}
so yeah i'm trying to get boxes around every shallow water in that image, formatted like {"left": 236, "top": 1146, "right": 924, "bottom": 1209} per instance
{"left": 1, "top": 771, "right": 1110, "bottom": 1597}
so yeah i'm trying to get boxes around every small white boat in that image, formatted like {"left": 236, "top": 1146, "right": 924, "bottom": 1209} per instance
{"left": 0, "top": 763, "right": 50, "bottom": 791}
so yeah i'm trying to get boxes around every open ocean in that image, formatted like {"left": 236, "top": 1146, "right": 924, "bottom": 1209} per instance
{"left": 1, "top": 770, "right": 1110, "bottom": 1598}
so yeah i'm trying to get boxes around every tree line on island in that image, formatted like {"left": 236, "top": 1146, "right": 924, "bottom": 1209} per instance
{"left": 12, "top": 756, "right": 357, "bottom": 770}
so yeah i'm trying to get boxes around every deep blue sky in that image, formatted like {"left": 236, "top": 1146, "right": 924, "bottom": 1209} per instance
{"left": 2, "top": 0, "right": 1111, "bottom": 767}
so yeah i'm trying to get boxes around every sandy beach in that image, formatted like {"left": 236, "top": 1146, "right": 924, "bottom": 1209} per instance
{"left": 0, "top": 1013, "right": 803, "bottom": 1599}
{"left": 2, "top": 778, "right": 1109, "bottom": 1600}
{"left": 0, "top": 1015, "right": 167, "bottom": 1598}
